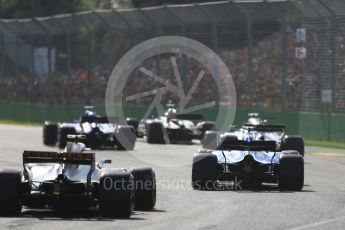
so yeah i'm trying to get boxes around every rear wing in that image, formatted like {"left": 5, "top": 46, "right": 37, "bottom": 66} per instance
{"left": 176, "top": 113, "right": 204, "bottom": 121}
{"left": 248, "top": 113, "right": 259, "bottom": 117}
{"left": 84, "top": 105, "right": 95, "bottom": 111}
{"left": 217, "top": 140, "right": 277, "bottom": 152}
{"left": 242, "top": 124, "right": 285, "bottom": 132}
{"left": 23, "top": 150, "right": 96, "bottom": 193}
{"left": 23, "top": 151, "right": 95, "bottom": 165}
{"left": 80, "top": 115, "right": 117, "bottom": 124}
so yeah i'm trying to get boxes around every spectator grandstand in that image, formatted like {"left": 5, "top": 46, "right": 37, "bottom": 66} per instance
{"left": 0, "top": 0, "right": 344, "bottom": 113}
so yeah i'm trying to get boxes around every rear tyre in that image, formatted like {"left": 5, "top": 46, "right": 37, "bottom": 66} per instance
{"left": 43, "top": 122, "right": 58, "bottom": 146}
{"left": 115, "top": 125, "right": 136, "bottom": 150}
{"left": 192, "top": 153, "right": 218, "bottom": 190}
{"left": 131, "top": 168, "right": 156, "bottom": 210}
{"left": 279, "top": 151, "right": 304, "bottom": 191}
{"left": 58, "top": 127, "right": 77, "bottom": 149}
{"left": 196, "top": 121, "right": 217, "bottom": 139}
{"left": 281, "top": 135, "right": 305, "bottom": 156}
{"left": 99, "top": 170, "right": 135, "bottom": 218}
{"left": 202, "top": 121, "right": 216, "bottom": 131}
{"left": 126, "top": 118, "right": 139, "bottom": 136}
{"left": 146, "top": 122, "right": 166, "bottom": 144}
{"left": 202, "top": 131, "right": 219, "bottom": 149}
{"left": 0, "top": 170, "right": 22, "bottom": 216}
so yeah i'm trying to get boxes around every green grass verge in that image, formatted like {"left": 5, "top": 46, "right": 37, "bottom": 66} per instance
{"left": 0, "top": 119, "right": 41, "bottom": 126}
{"left": 305, "top": 140, "right": 345, "bottom": 149}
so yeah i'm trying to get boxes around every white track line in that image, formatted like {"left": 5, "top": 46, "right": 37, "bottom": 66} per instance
{"left": 287, "top": 216, "right": 345, "bottom": 230}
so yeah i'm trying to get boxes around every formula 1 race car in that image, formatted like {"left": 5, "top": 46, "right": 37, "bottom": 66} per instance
{"left": 43, "top": 106, "right": 137, "bottom": 150}
{"left": 192, "top": 139, "right": 304, "bottom": 191}
{"left": 139, "top": 108, "right": 216, "bottom": 144}
{"left": 0, "top": 136, "right": 156, "bottom": 218}
{"left": 202, "top": 114, "right": 304, "bottom": 156}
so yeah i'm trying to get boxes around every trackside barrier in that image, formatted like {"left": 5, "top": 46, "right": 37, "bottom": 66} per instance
{"left": 0, "top": 101, "right": 344, "bottom": 142}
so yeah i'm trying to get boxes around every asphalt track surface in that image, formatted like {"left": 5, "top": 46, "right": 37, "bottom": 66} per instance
{"left": 0, "top": 124, "right": 344, "bottom": 230}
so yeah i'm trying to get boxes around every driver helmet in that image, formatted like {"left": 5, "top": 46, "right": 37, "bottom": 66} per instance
{"left": 84, "top": 109, "right": 96, "bottom": 117}
{"left": 165, "top": 108, "right": 177, "bottom": 119}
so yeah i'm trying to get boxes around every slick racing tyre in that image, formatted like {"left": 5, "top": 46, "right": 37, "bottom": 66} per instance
{"left": 196, "top": 121, "right": 217, "bottom": 139}
{"left": 126, "top": 118, "right": 139, "bottom": 136}
{"left": 115, "top": 125, "right": 136, "bottom": 150}
{"left": 58, "top": 127, "right": 77, "bottom": 149}
{"left": 282, "top": 135, "right": 305, "bottom": 156}
{"left": 0, "top": 170, "right": 22, "bottom": 216}
{"left": 131, "top": 167, "right": 156, "bottom": 210}
{"left": 146, "top": 122, "right": 166, "bottom": 144}
{"left": 201, "top": 121, "right": 216, "bottom": 131}
{"left": 99, "top": 170, "right": 135, "bottom": 218}
{"left": 87, "top": 127, "right": 103, "bottom": 149}
{"left": 192, "top": 153, "right": 218, "bottom": 190}
{"left": 202, "top": 131, "right": 219, "bottom": 150}
{"left": 43, "top": 122, "right": 58, "bottom": 146}
{"left": 278, "top": 151, "right": 304, "bottom": 191}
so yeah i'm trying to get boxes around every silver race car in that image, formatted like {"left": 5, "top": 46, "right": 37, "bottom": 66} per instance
{"left": 139, "top": 108, "right": 216, "bottom": 144}
{"left": 203, "top": 113, "right": 304, "bottom": 156}
{"left": 192, "top": 138, "right": 304, "bottom": 191}
{"left": 0, "top": 136, "right": 156, "bottom": 217}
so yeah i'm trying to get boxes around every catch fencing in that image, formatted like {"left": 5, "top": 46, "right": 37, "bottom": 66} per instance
{"left": 0, "top": 0, "right": 345, "bottom": 113}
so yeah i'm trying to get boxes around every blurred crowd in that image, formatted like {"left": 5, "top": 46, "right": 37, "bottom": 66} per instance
{"left": 1, "top": 26, "right": 344, "bottom": 111}
{"left": 0, "top": 66, "right": 109, "bottom": 105}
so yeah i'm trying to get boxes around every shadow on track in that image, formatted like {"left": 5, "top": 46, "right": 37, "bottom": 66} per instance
{"left": 140, "top": 209, "right": 166, "bottom": 213}
{"left": 196, "top": 184, "right": 315, "bottom": 193}
{"left": 233, "top": 184, "right": 315, "bottom": 193}
{"left": 15, "top": 209, "right": 146, "bottom": 221}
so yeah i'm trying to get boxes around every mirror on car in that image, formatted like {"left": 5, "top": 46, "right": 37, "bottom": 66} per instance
{"left": 102, "top": 159, "right": 112, "bottom": 164}
{"left": 102, "top": 159, "right": 111, "bottom": 164}
{"left": 99, "top": 159, "right": 112, "bottom": 168}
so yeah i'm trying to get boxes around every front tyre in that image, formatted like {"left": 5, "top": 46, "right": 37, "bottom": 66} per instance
{"left": 58, "top": 127, "right": 77, "bottom": 149}
{"left": 281, "top": 135, "right": 305, "bottom": 156}
{"left": 115, "top": 125, "right": 137, "bottom": 150}
{"left": 43, "top": 122, "right": 58, "bottom": 146}
{"left": 146, "top": 122, "right": 166, "bottom": 144}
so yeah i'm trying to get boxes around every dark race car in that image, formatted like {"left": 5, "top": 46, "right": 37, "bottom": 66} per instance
{"left": 192, "top": 138, "right": 304, "bottom": 191}
{"left": 139, "top": 108, "right": 216, "bottom": 144}
{"left": 43, "top": 106, "right": 137, "bottom": 150}
{"left": 0, "top": 136, "right": 156, "bottom": 218}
